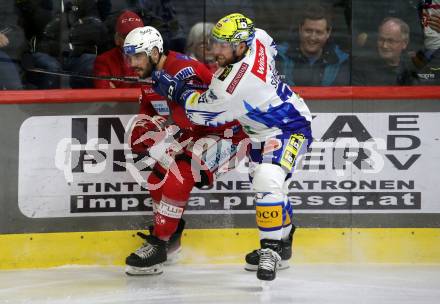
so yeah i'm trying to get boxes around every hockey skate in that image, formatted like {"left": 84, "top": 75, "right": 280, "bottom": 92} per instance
{"left": 125, "top": 234, "right": 167, "bottom": 276}
{"left": 125, "top": 219, "right": 185, "bottom": 275}
{"left": 256, "top": 239, "right": 282, "bottom": 281}
{"left": 244, "top": 225, "right": 295, "bottom": 271}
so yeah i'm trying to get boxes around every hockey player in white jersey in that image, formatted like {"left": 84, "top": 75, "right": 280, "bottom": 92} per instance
{"left": 152, "top": 13, "right": 313, "bottom": 281}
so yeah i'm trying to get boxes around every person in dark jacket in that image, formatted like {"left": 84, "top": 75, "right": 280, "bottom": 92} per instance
{"left": 352, "top": 17, "right": 416, "bottom": 85}
{"left": 277, "top": 4, "right": 350, "bottom": 86}
{"left": 0, "top": 1, "right": 27, "bottom": 89}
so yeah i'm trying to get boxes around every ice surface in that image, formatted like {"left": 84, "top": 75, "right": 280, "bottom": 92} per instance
{"left": 0, "top": 264, "right": 439, "bottom": 304}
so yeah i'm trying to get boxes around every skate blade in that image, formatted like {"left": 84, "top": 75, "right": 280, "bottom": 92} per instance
{"left": 261, "top": 280, "right": 274, "bottom": 290}
{"left": 164, "top": 247, "right": 182, "bottom": 265}
{"left": 245, "top": 260, "right": 289, "bottom": 272}
{"left": 125, "top": 264, "right": 163, "bottom": 276}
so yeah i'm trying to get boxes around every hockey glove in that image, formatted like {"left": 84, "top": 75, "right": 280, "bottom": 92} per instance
{"left": 152, "top": 70, "right": 189, "bottom": 106}
{"left": 130, "top": 116, "right": 167, "bottom": 154}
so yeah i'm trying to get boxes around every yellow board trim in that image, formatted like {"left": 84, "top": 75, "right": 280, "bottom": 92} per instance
{"left": 1, "top": 228, "right": 440, "bottom": 269}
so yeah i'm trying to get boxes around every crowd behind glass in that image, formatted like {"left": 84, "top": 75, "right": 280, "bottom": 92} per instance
{"left": 1, "top": 0, "right": 439, "bottom": 90}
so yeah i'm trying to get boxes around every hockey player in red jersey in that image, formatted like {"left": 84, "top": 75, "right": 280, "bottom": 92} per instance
{"left": 122, "top": 26, "right": 248, "bottom": 275}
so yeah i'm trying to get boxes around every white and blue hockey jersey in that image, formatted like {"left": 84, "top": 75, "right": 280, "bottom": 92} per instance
{"left": 181, "top": 29, "right": 312, "bottom": 143}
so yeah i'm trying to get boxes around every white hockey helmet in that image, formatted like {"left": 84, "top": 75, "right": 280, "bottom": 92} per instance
{"left": 123, "top": 26, "right": 164, "bottom": 56}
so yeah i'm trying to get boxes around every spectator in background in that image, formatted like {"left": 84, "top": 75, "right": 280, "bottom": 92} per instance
{"left": 64, "top": 0, "right": 110, "bottom": 88}
{"left": 15, "top": 0, "right": 54, "bottom": 42}
{"left": 352, "top": 0, "right": 423, "bottom": 57}
{"left": 0, "top": 46, "right": 23, "bottom": 90}
{"left": 185, "top": 22, "right": 217, "bottom": 73}
{"left": 353, "top": 18, "right": 415, "bottom": 85}
{"left": 277, "top": 4, "right": 349, "bottom": 86}
{"left": 0, "top": 1, "right": 27, "bottom": 89}
{"left": 412, "top": 0, "right": 440, "bottom": 85}
{"left": 93, "top": 10, "right": 144, "bottom": 88}
{"left": 118, "top": 0, "right": 186, "bottom": 53}
{"left": 16, "top": 0, "right": 62, "bottom": 88}
{"left": 19, "top": 0, "right": 110, "bottom": 89}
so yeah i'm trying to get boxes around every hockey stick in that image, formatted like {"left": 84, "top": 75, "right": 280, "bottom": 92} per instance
{"left": 26, "top": 68, "right": 209, "bottom": 90}
{"left": 27, "top": 68, "right": 153, "bottom": 84}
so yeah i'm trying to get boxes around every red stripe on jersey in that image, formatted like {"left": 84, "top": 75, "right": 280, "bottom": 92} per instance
{"left": 251, "top": 39, "right": 267, "bottom": 82}
{"left": 226, "top": 62, "right": 249, "bottom": 94}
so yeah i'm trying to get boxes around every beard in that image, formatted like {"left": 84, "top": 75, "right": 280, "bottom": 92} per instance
{"left": 215, "top": 46, "right": 247, "bottom": 67}
{"left": 215, "top": 55, "right": 230, "bottom": 68}
{"left": 134, "top": 65, "right": 153, "bottom": 79}
{"left": 215, "top": 53, "right": 241, "bottom": 67}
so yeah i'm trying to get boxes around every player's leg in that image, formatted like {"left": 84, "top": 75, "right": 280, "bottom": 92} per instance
{"left": 245, "top": 189, "right": 295, "bottom": 271}
{"left": 125, "top": 168, "right": 165, "bottom": 275}
{"left": 245, "top": 134, "right": 308, "bottom": 280}
{"left": 252, "top": 162, "right": 286, "bottom": 281}
{"left": 125, "top": 161, "right": 193, "bottom": 275}
{"left": 245, "top": 158, "right": 293, "bottom": 271}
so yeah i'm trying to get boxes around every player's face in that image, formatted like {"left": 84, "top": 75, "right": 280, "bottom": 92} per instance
{"left": 299, "top": 19, "right": 331, "bottom": 57}
{"left": 127, "top": 53, "right": 153, "bottom": 78}
{"left": 211, "top": 41, "right": 236, "bottom": 67}
{"left": 377, "top": 22, "right": 408, "bottom": 65}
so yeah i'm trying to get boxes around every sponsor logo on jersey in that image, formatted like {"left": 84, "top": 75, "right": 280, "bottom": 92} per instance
{"left": 226, "top": 62, "right": 249, "bottom": 94}
{"left": 175, "top": 67, "right": 196, "bottom": 80}
{"left": 251, "top": 39, "right": 267, "bottom": 82}
{"left": 218, "top": 65, "right": 233, "bottom": 81}
{"left": 142, "top": 87, "right": 155, "bottom": 94}
{"left": 151, "top": 100, "right": 170, "bottom": 115}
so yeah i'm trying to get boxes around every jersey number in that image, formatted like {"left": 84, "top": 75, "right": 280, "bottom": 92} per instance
{"left": 276, "top": 83, "right": 293, "bottom": 102}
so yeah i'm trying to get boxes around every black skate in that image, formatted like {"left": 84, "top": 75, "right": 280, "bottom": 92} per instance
{"left": 256, "top": 239, "right": 282, "bottom": 281}
{"left": 245, "top": 225, "right": 295, "bottom": 271}
{"left": 125, "top": 234, "right": 167, "bottom": 276}
{"left": 143, "top": 219, "right": 185, "bottom": 265}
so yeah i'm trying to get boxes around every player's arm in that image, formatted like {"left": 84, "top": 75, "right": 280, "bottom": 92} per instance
{"left": 152, "top": 71, "right": 239, "bottom": 126}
